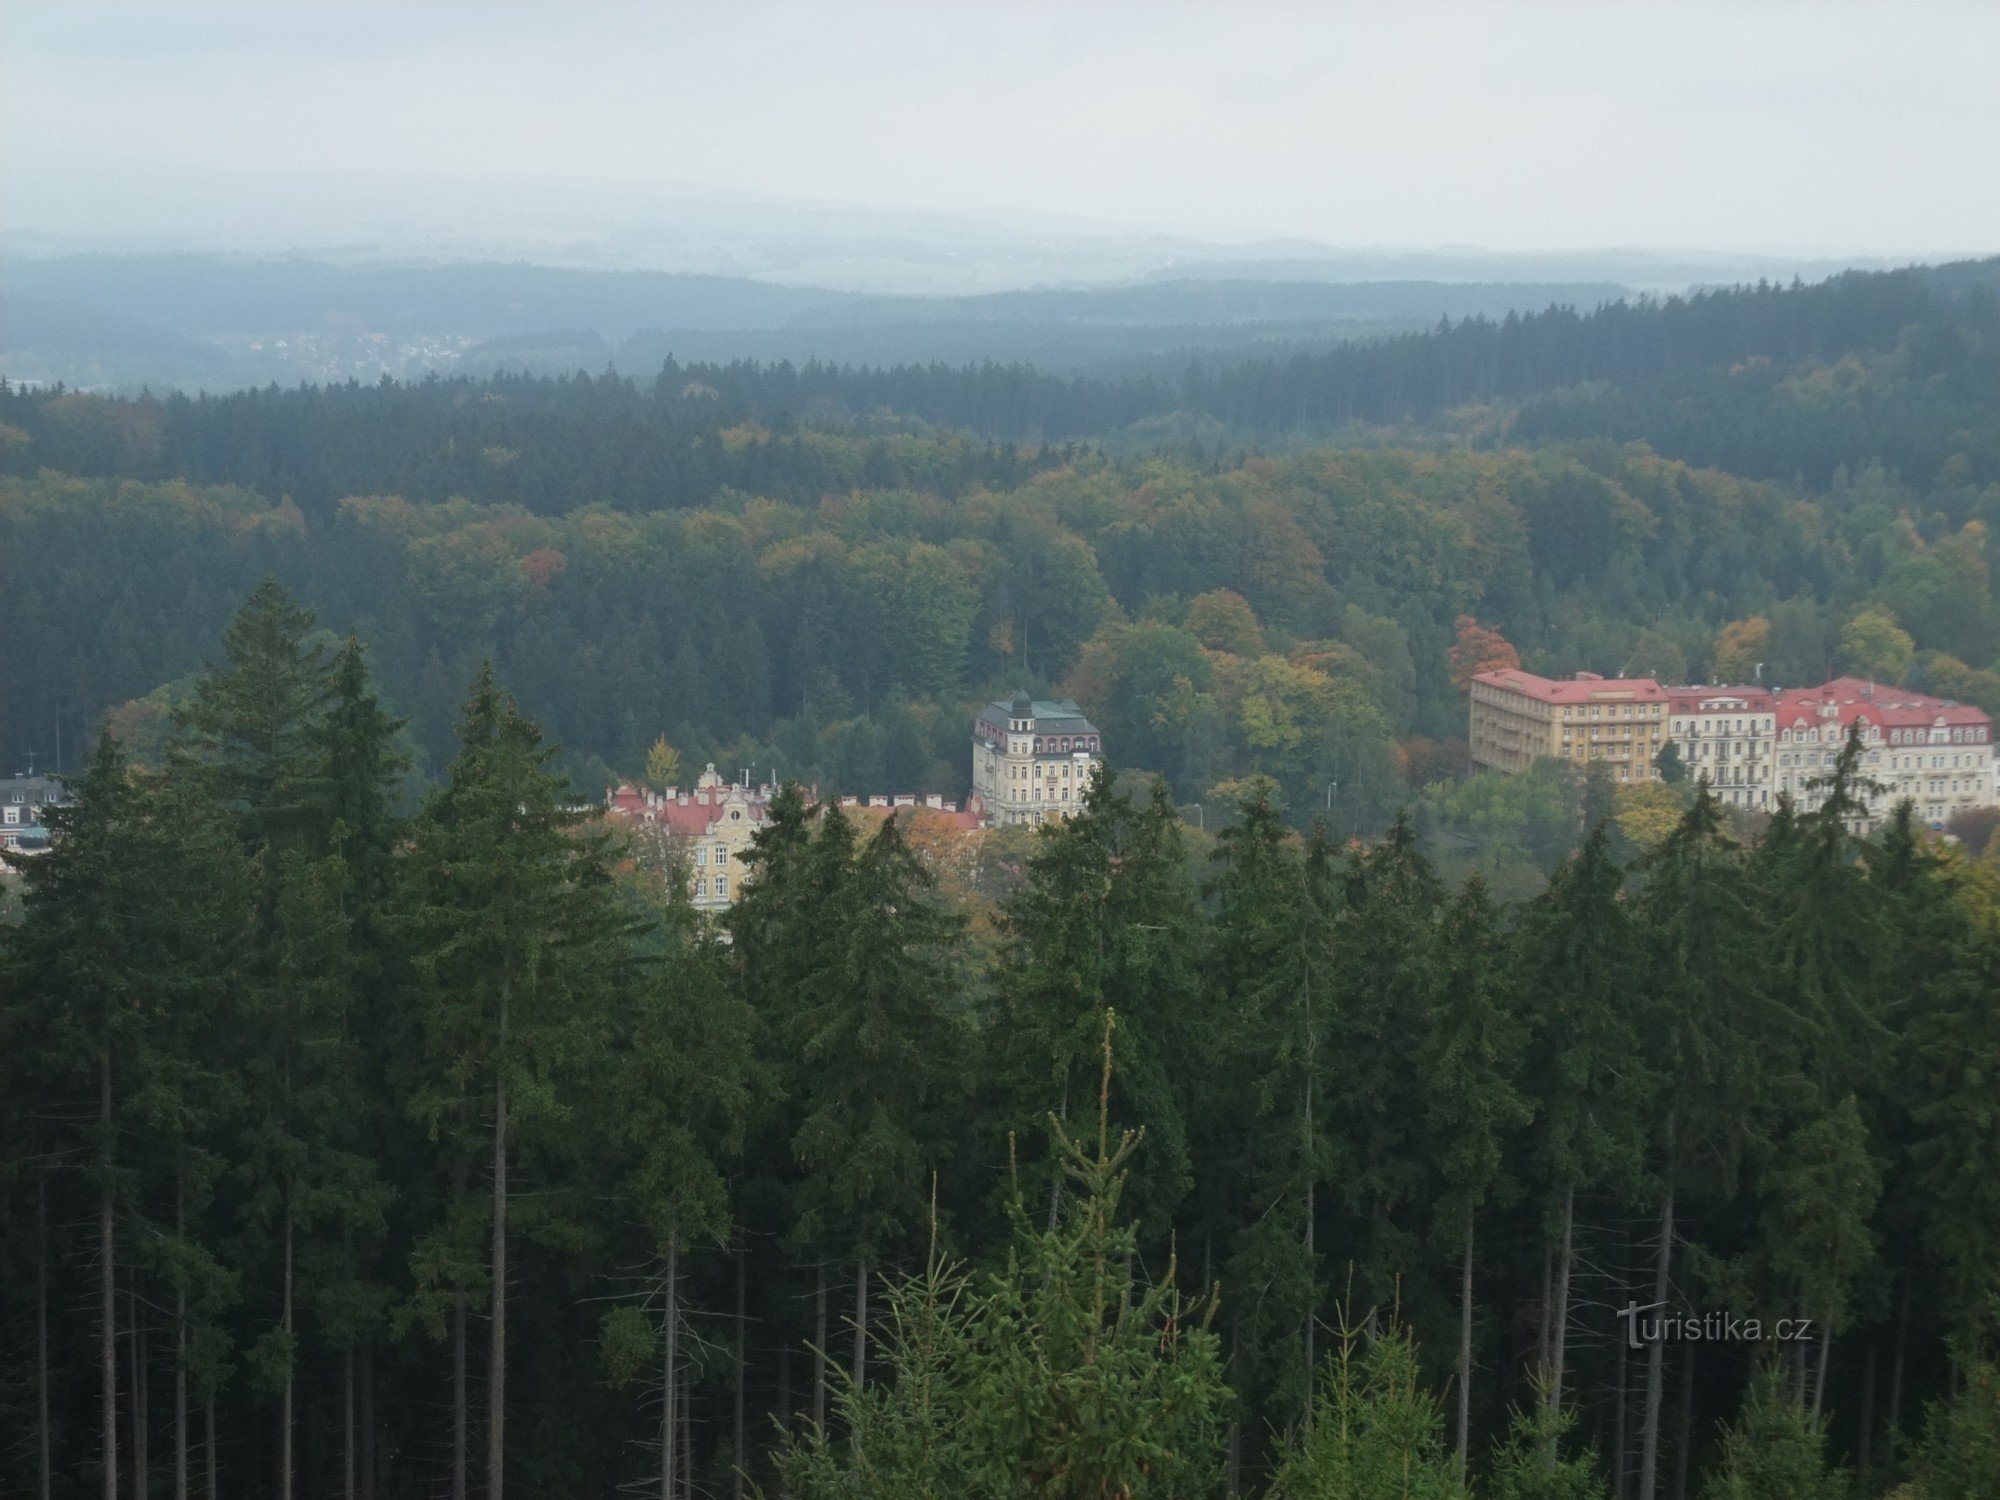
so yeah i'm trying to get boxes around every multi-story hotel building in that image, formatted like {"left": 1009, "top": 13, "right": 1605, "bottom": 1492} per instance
{"left": 1468, "top": 669, "right": 1668, "bottom": 781}
{"left": 1664, "top": 686, "right": 1776, "bottom": 811}
{"left": 1774, "top": 677, "right": 1995, "bottom": 832}
{"left": 1473, "top": 669, "right": 1997, "bottom": 834}
{"left": 971, "top": 692, "right": 1103, "bottom": 826}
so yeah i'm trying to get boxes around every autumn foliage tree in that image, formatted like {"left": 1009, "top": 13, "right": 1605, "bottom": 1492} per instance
{"left": 1450, "top": 615, "right": 1520, "bottom": 694}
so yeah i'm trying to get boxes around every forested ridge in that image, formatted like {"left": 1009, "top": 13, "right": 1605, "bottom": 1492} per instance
{"left": 3, "top": 584, "right": 1999, "bottom": 1498}
{"left": 6, "top": 256, "right": 2000, "bottom": 1496}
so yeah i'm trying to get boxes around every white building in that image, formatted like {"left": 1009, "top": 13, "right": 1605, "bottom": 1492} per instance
{"left": 970, "top": 693, "right": 1102, "bottom": 827}
{"left": 1774, "top": 678, "right": 1996, "bottom": 833}
{"left": 1665, "top": 687, "right": 1777, "bottom": 811}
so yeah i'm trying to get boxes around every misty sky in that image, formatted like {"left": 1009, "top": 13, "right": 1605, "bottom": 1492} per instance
{"left": 5, "top": 1, "right": 1997, "bottom": 257}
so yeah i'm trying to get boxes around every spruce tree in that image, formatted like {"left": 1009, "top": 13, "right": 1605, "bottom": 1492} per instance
{"left": 1420, "top": 877, "right": 1529, "bottom": 1478}
{"left": 1698, "top": 1367, "right": 1847, "bottom": 1500}
{"left": 1632, "top": 786, "right": 1778, "bottom": 1500}
{"left": 598, "top": 878, "right": 755, "bottom": 1499}
{"left": 772, "top": 1015, "right": 1228, "bottom": 1500}
{"left": 1514, "top": 824, "right": 1652, "bottom": 1423}
{"left": 1268, "top": 1316, "right": 1468, "bottom": 1500}
{"left": 1205, "top": 782, "right": 1323, "bottom": 1443}
{"left": 397, "top": 664, "right": 639, "bottom": 1500}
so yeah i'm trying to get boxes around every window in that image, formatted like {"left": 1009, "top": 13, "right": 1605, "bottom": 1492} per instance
{"left": 716, "top": 875, "right": 728, "bottom": 899}
{"left": 695, "top": 877, "right": 707, "bottom": 898}
{"left": 695, "top": 847, "right": 706, "bottom": 867}
{"left": 2, "top": 808, "right": 14, "bottom": 826}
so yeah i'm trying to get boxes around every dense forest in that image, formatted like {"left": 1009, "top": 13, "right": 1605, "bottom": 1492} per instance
{"left": 6, "top": 257, "right": 2000, "bottom": 1496}
{"left": 3, "top": 584, "right": 1998, "bottom": 1498}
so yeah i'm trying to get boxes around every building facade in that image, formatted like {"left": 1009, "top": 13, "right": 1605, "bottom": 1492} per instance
{"left": 605, "top": 765, "right": 983, "bottom": 912}
{"left": 0, "top": 774, "right": 62, "bottom": 857}
{"left": 1773, "top": 678, "right": 1995, "bottom": 832}
{"left": 970, "top": 693, "right": 1103, "bottom": 827}
{"left": 1473, "top": 670, "right": 1997, "bottom": 834}
{"left": 1664, "top": 687, "right": 1776, "bottom": 811}
{"left": 606, "top": 763, "right": 776, "bottom": 912}
{"left": 1468, "top": 669, "right": 1668, "bottom": 781}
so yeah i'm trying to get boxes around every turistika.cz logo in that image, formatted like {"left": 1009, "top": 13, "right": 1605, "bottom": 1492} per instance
{"left": 1616, "top": 1301, "right": 1815, "bottom": 1350}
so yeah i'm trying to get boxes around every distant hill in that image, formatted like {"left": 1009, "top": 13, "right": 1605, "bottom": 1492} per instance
{"left": 1, "top": 252, "right": 1629, "bottom": 389}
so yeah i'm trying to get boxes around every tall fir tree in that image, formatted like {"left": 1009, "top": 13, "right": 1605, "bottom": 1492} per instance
{"left": 396, "top": 664, "right": 638, "bottom": 1500}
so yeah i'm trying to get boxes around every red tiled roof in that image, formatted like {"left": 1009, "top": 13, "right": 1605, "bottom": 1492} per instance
{"left": 1665, "top": 685, "right": 1775, "bottom": 713}
{"left": 1473, "top": 668, "right": 1666, "bottom": 704}
{"left": 1773, "top": 677, "right": 1991, "bottom": 732}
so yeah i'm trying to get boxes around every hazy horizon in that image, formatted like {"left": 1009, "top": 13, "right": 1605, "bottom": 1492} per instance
{"left": 6, "top": 1, "right": 1997, "bottom": 287}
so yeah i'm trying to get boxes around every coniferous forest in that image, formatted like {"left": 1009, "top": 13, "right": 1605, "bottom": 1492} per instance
{"left": 4, "top": 258, "right": 2000, "bottom": 1498}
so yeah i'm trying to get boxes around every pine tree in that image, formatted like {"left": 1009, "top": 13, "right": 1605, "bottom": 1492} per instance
{"left": 1907, "top": 1346, "right": 2000, "bottom": 1499}
{"left": 787, "top": 810, "right": 970, "bottom": 1394}
{"left": 1632, "top": 786, "right": 1778, "bottom": 1500}
{"left": 4, "top": 735, "right": 246, "bottom": 1500}
{"left": 1487, "top": 1393, "right": 1609, "bottom": 1500}
{"left": 598, "top": 879, "right": 755, "bottom": 1499}
{"left": 1267, "top": 1315, "right": 1468, "bottom": 1500}
{"left": 1205, "top": 782, "right": 1322, "bottom": 1443}
{"left": 1420, "top": 877, "right": 1529, "bottom": 1478}
{"left": 397, "top": 664, "right": 639, "bottom": 1500}
{"left": 1325, "top": 813, "right": 1446, "bottom": 1312}
{"left": 178, "top": 577, "right": 332, "bottom": 856}
{"left": 994, "top": 773, "right": 1206, "bottom": 1240}
{"left": 1514, "top": 825, "right": 1652, "bottom": 1423}
{"left": 1698, "top": 1367, "right": 1846, "bottom": 1500}
{"left": 772, "top": 1014, "right": 1228, "bottom": 1500}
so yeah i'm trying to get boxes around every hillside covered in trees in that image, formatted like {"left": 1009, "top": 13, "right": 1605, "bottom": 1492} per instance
{"left": 6, "top": 257, "right": 2000, "bottom": 1497}
{"left": 7, "top": 255, "right": 2000, "bottom": 883}
{"left": 4, "top": 586, "right": 1999, "bottom": 1498}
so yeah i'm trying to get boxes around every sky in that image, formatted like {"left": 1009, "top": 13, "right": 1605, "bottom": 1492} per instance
{"left": 5, "top": 0, "right": 1998, "bottom": 260}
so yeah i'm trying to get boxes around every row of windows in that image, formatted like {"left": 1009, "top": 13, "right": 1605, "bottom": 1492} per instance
{"left": 693, "top": 874, "right": 729, "bottom": 900}
{"left": 1671, "top": 717, "right": 1773, "bottom": 736}
{"left": 693, "top": 843, "right": 732, "bottom": 867}
{"left": 1558, "top": 703, "right": 1662, "bottom": 720}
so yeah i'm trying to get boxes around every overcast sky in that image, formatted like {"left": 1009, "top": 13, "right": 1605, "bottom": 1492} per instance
{"left": 5, "top": 1, "right": 1997, "bottom": 257}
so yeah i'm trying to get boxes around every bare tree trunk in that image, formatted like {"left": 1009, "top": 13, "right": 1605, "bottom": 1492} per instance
{"left": 279, "top": 1210, "right": 293, "bottom": 1500}
{"left": 1885, "top": 1277, "right": 1910, "bottom": 1468}
{"left": 1672, "top": 1344, "right": 1694, "bottom": 1500}
{"left": 1548, "top": 1184, "right": 1575, "bottom": 1424}
{"left": 204, "top": 1398, "right": 217, "bottom": 1500}
{"left": 852, "top": 1258, "right": 869, "bottom": 1388}
{"left": 812, "top": 1268, "right": 827, "bottom": 1431}
{"left": 1613, "top": 1283, "right": 1629, "bottom": 1500}
{"left": 175, "top": 1177, "right": 189, "bottom": 1500}
{"left": 1456, "top": 1218, "right": 1474, "bottom": 1481}
{"left": 128, "top": 1283, "right": 146, "bottom": 1500}
{"left": 1638, "top": 1185, "right": 1675, "bottom": 1500}
{"left": 680, "top": 1367, "right": 692, "bottom": 1498}
{"left": 451, "top": 1296, "right": 467, "bottom": 1500}
{"left": 1537, "top": 1244, "right": 1553, "bottom": 1379}
{"left": 733, "top": 1235, "right": 747, "bottom": 1500}
{"left": 1857, "top": 1341, "right": 1877, "bottom": 1482}
{"left": 361, "top": 1340, "right": 376, "bottom": 1500}
{"left": 488, "top": 977, "right": 510, "bottom": 1500}
{"left": 102, "top": 1048, "right": 120, "bottom": 1500}
{"left": 1811, "top": 1320, "right": 1832, "bottom": 1421}
{"left": 39, "top": 1174, "right": 53, "bottom": 1500}
{"left": 662, "top": 1231, "right": 679, "bottom": 1500}
{"left": 1225, "top": 1316, "right": 1242, "bottom": 1497}
{"left": 344, "top": 1345, "right": 356, "bottom": 1500}
{"left": 777, "top": 1343, "right": 792, "bottom": 1435}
